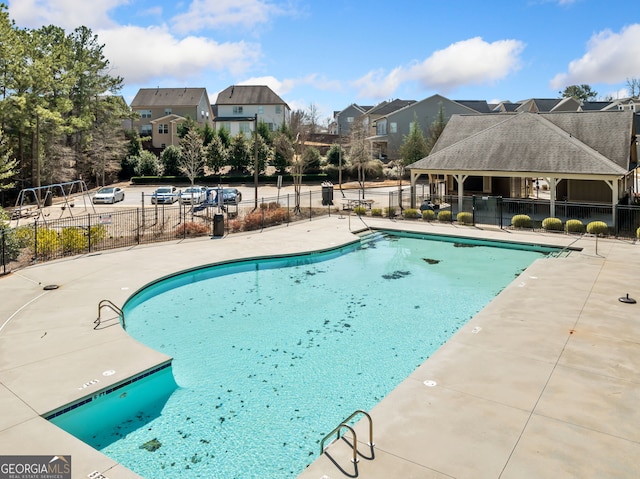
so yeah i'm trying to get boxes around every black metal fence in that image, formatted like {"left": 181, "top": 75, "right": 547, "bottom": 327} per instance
{"left": 3, "top": 191, "right": 640, "bottom": 274}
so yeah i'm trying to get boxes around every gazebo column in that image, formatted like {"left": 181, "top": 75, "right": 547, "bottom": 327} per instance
{"left": 454, "top": 174, "right": 468, "bottom": 211}
{"left": 544, "top": 177, "right": 560, "bottom": 218}
{"left": 604, "top": 179, "right": 618, "bottom": 226}
{"left": 410, "top": 171, "right": 420, "bottom": 208}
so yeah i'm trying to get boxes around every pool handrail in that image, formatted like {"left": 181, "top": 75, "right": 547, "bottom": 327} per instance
{"left": 95, "top": 299, "right": 125, "bottom": 330}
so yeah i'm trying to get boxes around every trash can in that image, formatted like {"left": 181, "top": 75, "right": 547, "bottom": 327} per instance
{"left": 44, "top": 190, "right": 53, "bottom": 207}
{"left": 213, "top": 214, "right": 224, "bottom": 237}
{"left": 321, "top": 181, "right": 334, "bottom": 205}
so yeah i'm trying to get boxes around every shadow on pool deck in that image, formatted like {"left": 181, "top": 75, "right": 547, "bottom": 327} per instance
{"left": 1, "top": 216, "right": 639, "bottom": 479}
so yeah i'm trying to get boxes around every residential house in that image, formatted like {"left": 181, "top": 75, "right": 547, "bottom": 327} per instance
{"left": 332, "top": 104, "right": 373, "bottom": 136}
{"left": 130, "top": 87, "right": 214, "bottom": 149}
{"left": 367, "top": 94, "right": 487, "bottom": 162}
{"left": 407, "top": 110, "right": 638, "bottom": 224}
{"left": 213, "top": 85, "right": 290, "bottom": 136}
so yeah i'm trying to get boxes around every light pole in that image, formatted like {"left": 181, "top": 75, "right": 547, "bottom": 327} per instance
{"left": 253, "top": 113, "right": 258, "bottom": 210}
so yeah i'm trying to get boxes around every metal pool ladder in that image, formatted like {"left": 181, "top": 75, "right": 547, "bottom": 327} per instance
{"left": 95, "top": 299, "right": 125, "bottom": 330}
{"left": 320, "top": 409, "right": 374, "bottom": 471}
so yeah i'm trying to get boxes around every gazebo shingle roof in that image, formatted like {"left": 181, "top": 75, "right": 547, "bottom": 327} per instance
{"left": 409, "top": 111, "right": 633, "bottom": 176}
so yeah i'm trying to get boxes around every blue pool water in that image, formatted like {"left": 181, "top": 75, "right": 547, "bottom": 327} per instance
{"left": 51, "top": 231, "right": 553, "bottom": 478}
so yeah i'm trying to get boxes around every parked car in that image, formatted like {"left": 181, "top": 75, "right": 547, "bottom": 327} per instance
{"left": 151, "top": 186, "right": 179, "bottom": 204}
{"left": 92, "top": 186, "right": 125, "bottom": 204}
{"left": 180, "top": 186, "right": 207, "bottom": 205}
{"left": 214, "top": 188, "right": 243, "bottom": 205}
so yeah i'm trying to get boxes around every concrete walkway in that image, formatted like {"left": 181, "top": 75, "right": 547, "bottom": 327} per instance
{"left": 1, "top": 216, "right": 639, "bottom": 478}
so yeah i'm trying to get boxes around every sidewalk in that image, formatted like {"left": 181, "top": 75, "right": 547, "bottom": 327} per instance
{"left": 1, "top": 217, "right": 639, "bottom": 478}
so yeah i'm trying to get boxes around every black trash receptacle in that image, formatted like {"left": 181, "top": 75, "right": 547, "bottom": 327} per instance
{"left": 213, "top": 214, "right": 224, "bottom": 237}
{"left": 321, "top": 182, "right": 334, "bottom": 205}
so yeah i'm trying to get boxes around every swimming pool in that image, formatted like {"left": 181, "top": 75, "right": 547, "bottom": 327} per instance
{"left": 50, "top": 231, "right": 554, "bottom": 478}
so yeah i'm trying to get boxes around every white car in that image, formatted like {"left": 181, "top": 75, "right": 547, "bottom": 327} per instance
{"left": 151, "top": 186, "right": 179, "bottom": 204}
{"left": 180, "top": 186, "right": 207, "bottom": 205}
{"left": 92, "top": 187, "right": 125, "bottom": 204}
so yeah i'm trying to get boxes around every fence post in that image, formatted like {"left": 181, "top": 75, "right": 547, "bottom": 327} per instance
{"left": 1, "top": 229, "right": 5, "bottom": 275}
{"left": 287, "top": 194, "right": 290, "bottom": 225}
{"left": 33, "top": 220, "right": 38, "bottom": 262}
{"left": 498, "top": 196, "right": 503, "bottom": 229}
{"left": 87, "top": 212, "right": 92, "bottom": 253}
{"left": 136, "top": 208, "right": 140, "bottom": 244}
{"left": 309, "top": 190, "right": 312, "bottom": 221}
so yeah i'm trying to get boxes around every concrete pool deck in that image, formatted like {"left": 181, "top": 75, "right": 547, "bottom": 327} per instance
{"left": 1, "top": 216, "right": 639, "bottom": 478}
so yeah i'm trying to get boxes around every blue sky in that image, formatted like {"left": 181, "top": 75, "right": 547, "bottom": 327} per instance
{"left": 6, "top": 0, "right": 640, "bottom": 124}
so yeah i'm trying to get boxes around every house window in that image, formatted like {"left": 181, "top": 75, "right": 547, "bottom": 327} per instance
{"left": 220, "top": 122, "right": 231, "bottom": 131}
{"left": 390, "top": 122, "right": 397, "bottom": 133}
{"left": 377, "top": 121, "right": 387, "bottom": 135}
{"left": 164, "top": 108, "right": 172, "bottom": 115}
{"left": 258, "top": 106, "right": 264, "bottom": 114}
{"left": 275, "top": 105, "right": 282, "bottom": 114}
{"left": 140, "top": 110, "right": 151, "bottom": 119}
{"left": 240, "top": 122, "right": 251, "bottom": 134}
{"left": 141, "top": 124, "right": 152, "bottom": 135}
{"left": 158, "top": 124, "right": 168, "bottom": 134}
{"left": 233, "top": 106, "right": 244, "bottom": 114}
{"left": 347, "top": 117, "right": 354, "bottom": 123}
{"left": 268, "top": 123, "right": 275, "bottom": 131}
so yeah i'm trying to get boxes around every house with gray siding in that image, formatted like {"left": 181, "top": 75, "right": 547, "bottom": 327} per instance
{"left": 367, "top": 94, "right": 484, "bottom": 162}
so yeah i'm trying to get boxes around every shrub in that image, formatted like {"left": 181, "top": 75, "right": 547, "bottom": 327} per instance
{"left": 384, "top": 207, "right": 396, "bottom": 217}
{"left": 403, "top": 208, "right": 421, "bottom": 219}
{"left": 511, "top": 214, "right": 532, "bottom": 228}
{"left": 89, "top": 224, "right": 108, "bottom": 243}
{"left": 36, "top": 229, "right": 60, "bottom": 257}
{"left": 229, "top": 219, "right": 242, "bottom": 232}
{"left": 242, "top": 212, "right": 263, "bottom": 231}
{"left": 175, "top": 222, "right": 210, "bottom": 237}
{"left": 422, "top": 209, "right": 435, "bottom": 221}
{"left": 14, "top": 225, "right": 35, "bottom": 248}
{"left": 353, "top": 206, "right": 367, "bottom": 216}
{"left": 260, "top": 201, "right": 281, "bottom": 210}
{"left": 457, "top": 212, "right": 473, "bottom": 225}
{"left": 263, "top": 208, "right": 287, "bottom": 226}
{"left": 565, "top": 219, "right": 584, "bottom": 233}
{"left": 586, "top": 221, "right": 609, "bottom": 236}
{"left": 542, "top": 217, "right": 563, "bottom": 231}
{"left": 437, "top": 210, "right": 452, "bottom": 222}
{"left": 371, "top": 208, "right": 382, "bottom": 217}
{"left": 637, "top": 226, "right": 640, "bottom": 239}
{"left": 60, "top": 227, "right": 87, "bottom": 254}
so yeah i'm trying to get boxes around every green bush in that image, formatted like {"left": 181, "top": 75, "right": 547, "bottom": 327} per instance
{"left": 437, "top": 210, "right": 452, "bottom": 222}
{"left": 353, "top": 206, "right": 367, "bottom": 216}
{"left": 60, "top": 227, "right": 87, "bottom": 254}
{"left": 457, "top": 212, "right": 473, "bottom": 225}
{"left": 637, "top": 226, "right": 640, "bottom": 239}
{"left": 565, "top": 219, "right": 584, "bottom": 233}
{"left": 384, "top": 207, "right": 396, "bottom": 217}
{"left": 586, "top": 221, "right": 609, "bottom": 236}
{"left": 371, "top": 208, "right": 382, "bottom": 217}
{"left": 36, "top": 229, "right": 60, "bottom": 258}
{"left": 14, "top": 225, "right": 35, "bottom": 248}
{"left": 422, "top": 209, "right": 435, "bottom": 221}
{"left": 511, "top": 214, "right": 532, "bottom": 228}
{"left": 89, "top": 224, "right": 108, "bottom": 243}
{"left": 403, "top": 208, "right": 421, "bottom": 219}
{"left": 542, "top": 217, "right": 563, "bottom": 231}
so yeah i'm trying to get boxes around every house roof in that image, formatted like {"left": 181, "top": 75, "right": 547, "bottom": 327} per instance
{"left": 408, "top": 111, "right": 634, "bottom": 177}
{"left": 367, "top": 99, "right": 416, "bottom": 116}
{"left": 454, "top": 100, "right": 492, "bottom": 113}
{"left": 215, "top": 85, "right": 289, "bottom": 107}
{"left": 131, "top": 88, "right": 209, "bottom": 107}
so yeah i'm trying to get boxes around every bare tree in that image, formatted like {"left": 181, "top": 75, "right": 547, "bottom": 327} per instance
{"left": 179, "top": 129, "right": 205, "bottom": 188}
{"left": 626, "top": 78, "right": 640, "bottom": 98}
{"left": 348, "top": 117, "right": 375, "bottom": 200}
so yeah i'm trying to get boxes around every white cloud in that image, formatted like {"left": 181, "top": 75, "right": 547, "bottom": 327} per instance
{"left": 550, "top": 24, "right": 640, "bottom": 89}
{"left": 353, "top": 37, "right": 524, "bottom": 99}
{"left": 236, "top": 74, "right": 342, "bottom": 97}
{"left": 98, "top": 25, "right": 260, "bottom": 83}
{"left": 8, "top": 0, "right": 124, "bottom": 30}
{"left": 171, "top": 0, "right": 293, "bottom": 34}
